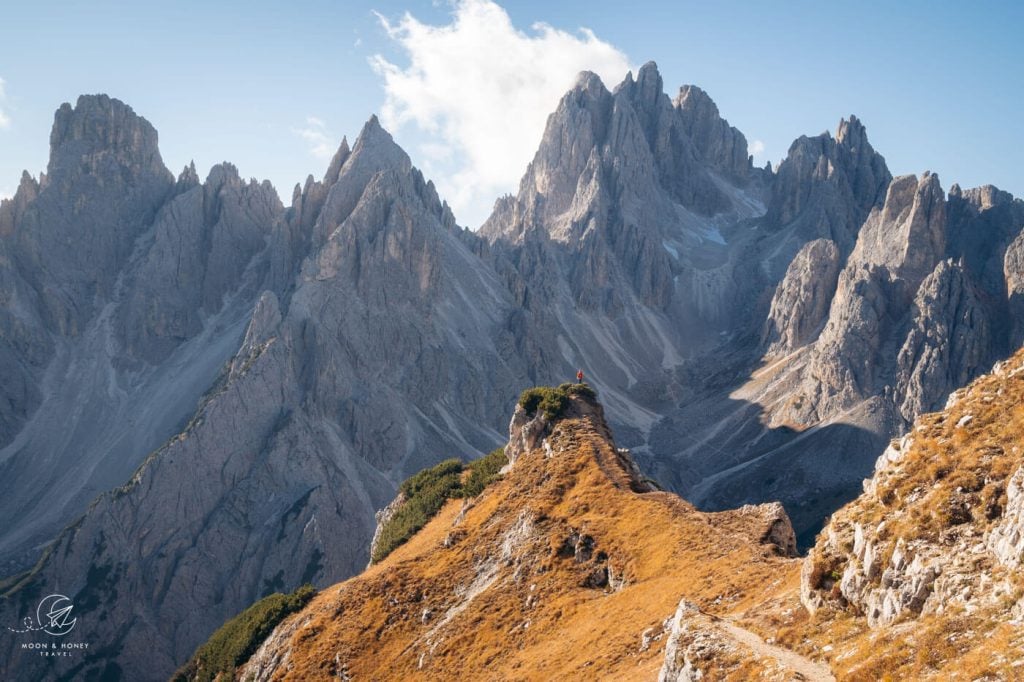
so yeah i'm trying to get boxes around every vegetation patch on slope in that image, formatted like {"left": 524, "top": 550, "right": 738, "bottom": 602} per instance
{"left": 371, "top": 447, "right": 508, "bottom": 564}
{"left": 172, "top": 584, "right": 315, "bottom": 682}
{"left": 518, "top": 382, "right": 596, "bottom": 421}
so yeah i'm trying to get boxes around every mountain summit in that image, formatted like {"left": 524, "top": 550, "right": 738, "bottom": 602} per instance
{"left": 194, "top": 351, "right": 1024, "bottom": 680}
{"left": 226, "top": 386, "right": 804, "bottom": 681}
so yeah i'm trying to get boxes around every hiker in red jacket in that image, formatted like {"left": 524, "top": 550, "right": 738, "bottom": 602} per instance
{"left": 576, "top": 369, "right": 584, "bottom": 384}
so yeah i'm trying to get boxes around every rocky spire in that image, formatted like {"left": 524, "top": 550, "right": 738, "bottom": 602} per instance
{"left": 47, "top": 94, "right": 168, "bottom": 183}
{"left": 324, "top": 135, "right": 351, "bottom": 186}
{"left": 310, "top": 115, "right": 414, "bottom": 246}
{"left": 850, "top": 172, "right": 947, "bottom": 287}
{"left": 10, "top": 95, "right": 174, "bottom": 335}
{"left": 675, "top": 83, "right": 750, "bottom": 182}
{"left": 766, "top": 115, "right": 891, "bottom": 252}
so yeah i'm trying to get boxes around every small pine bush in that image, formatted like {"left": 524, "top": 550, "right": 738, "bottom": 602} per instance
{"left": 172, "top": 584, "right": 316, "bottom": 682}
{"left": 519, "top": 382, "right": 596, "bottom": 420}
{"left": 458, "top": 447, "right": 507, "bottom": 498}
{"left": 373, "top": 448, "right": 510, "bottom": 563}
{"left": 518, "top": 386, "right": 569, "bottom": 420}
{"left": 373, "top": 459, "right": 465, "bottom": 564}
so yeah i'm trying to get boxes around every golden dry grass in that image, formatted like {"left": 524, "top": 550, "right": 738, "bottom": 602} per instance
{"left": 241, "top": 399, "right": 805, "bottom": 681}
{"left": 793, "top": 349, "right": 1024, "bottom": 680}
{"left": 236, "top": 350, "right": 1024, "bottom": 681}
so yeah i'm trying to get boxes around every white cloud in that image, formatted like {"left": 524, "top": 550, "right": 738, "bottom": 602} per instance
{"left": 749, "top": 139, "right": 765, "bottom": 157}
{"left": 0, "top": 77, "right": 10, "bottom": 130}
{"left": 292, "top": 116, "right": 335, "bottom": 159}
{"left": 371, "top": 0, "right": 631, "bottom": 227}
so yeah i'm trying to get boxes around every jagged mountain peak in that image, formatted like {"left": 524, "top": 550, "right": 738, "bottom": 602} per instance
{"left": 949, "top": 182, "right": 1020, "bottom": 211}
{"left": 324, "top": 135, "right": 351, "bottom": 185}
{"left": 673, "top": 83, "right": 750, "bottom": 182}
{"left": 204, "top": 160, "right": 242, "bottom": 187}
{"left": 619, "top": 60, "right": 664, "bottom": 102}
{"left": 48, "top": 94, "right": 170, "bottom": 183}
{"left": 766, "top": 112, "right": 891, "bottom": 251}
{"left": 353, "top": 113, "right": 404, "bottom": 156}
{"left": 176, "top": 160, "right": 200, "bottom": 189}
{"left": 571, "top": 68, "right": 612, "bottom": 96}
{"left": 835, "top": 113, "right": 867, "bottom": 146}
{"left": 674, "top": 83, "right": 717, "bottom": 115}
{"left": 301, "top": 115, "right": 418, "bottom": 246}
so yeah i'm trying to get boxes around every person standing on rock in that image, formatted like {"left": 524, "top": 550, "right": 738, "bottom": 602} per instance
{"left": 576, "top": 369, "right": 584, "bottom": 384}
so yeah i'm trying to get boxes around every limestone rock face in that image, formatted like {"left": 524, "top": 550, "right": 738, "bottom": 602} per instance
{"left": 784, "top": 172, "right": 1021, "bottom": 435}
{"left": 674, "top": 84, "right": 750, "bottom": 184}
{"left": 115, "top": 163, "right": 281, "bottom": 364}
{"left": 1005, "top": 230, "right": 1024, "bottom": 347}
{"left": 765, "top": 115, "right": 891, "bottom": 253}
{"left": 16, "top": 95, "right": 174, "bottom": 334}
{"left": 0, "top": 113, "right": 526, "bottom": 682}
{"left": 762, "top": 238, "right": 841, "bottom": 354}
{"left": 802, "top": 353, "right": 1024, "bottom": 633}
{"left": 988, "top": 466, "right": 1024, "bottom": 568}
{"left": 0, "top": 97, "right": 270, "bottom": 578}
{"left": 795, "top": 173, "right": 952, "bottom": 422}
{"left": 894, "top": 259, "right": 990, "bottom": 421}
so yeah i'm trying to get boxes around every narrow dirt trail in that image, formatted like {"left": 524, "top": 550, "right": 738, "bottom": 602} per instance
{"left": 718, "top": 619, "right": 836, "bottom": 681}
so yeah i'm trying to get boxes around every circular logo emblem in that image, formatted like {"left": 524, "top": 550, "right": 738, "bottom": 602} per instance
{"left": 36, "top": 594, "right": 76, "bottom": 636}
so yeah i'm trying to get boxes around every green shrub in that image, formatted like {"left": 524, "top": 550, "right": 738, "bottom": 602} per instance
{"left": 172, "top": 584, "right": 316, "bottom": 682}
{"left": 372, "top": 458, "right": 465, "bottom": 564}
{"left": 458, "top": 447, "right": 508, "bottom": 498}
{"left": 519, "top": 382, "right": 596, "bottom": 421}
{"left": 519, "top": 386, "right": 569, "bottom": 420}
{"left": 372, "top": 448, "right": 510, "bottom": 564}
{"left": 399, "top": 457, "right": 464, "bottom": 497}
{"left": 558, "top": 382, "right": 597, "bottom": 399}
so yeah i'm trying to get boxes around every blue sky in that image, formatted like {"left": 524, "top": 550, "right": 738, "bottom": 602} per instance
{"left": 1, "top": 0, "right": 1022, "bottom": 227}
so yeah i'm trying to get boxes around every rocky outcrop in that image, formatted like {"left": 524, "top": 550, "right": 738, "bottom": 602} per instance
{"left": 762, "top": 238, "right": 841, "bottom": 354}
{"left": 504, "top": 404, "right": 550, "bottom": 465}
{"left": 894, "top": 259, "right": 990, "bottom": 421}
{"left": 802, "top": 351, "right": 1024, "bottom": 632}
{"left": 658, "top": 599, "right": 835, "bottom": 681}
{"left": 1005, "top": 230, "right": 1024, "bottom": 347}
{"left": 739, "top": 502, "right": 799, "bottom": 557}
{"left": 987, "top": 466, "right": 1024, "bottom": 568}
{"left": 367, "top": 491, "right": 407, "bottom": 568}
{"left": 765, "top": 115, "right": 890, "bottom": 253}
{"left": 658, "top": 600, "right": 718, "bottom": 682}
